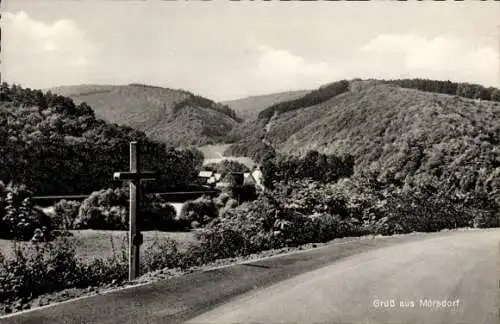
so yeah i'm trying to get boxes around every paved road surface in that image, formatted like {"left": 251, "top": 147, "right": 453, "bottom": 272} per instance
{"left": 189, "top": 229, "right": 500, "bottom": 324}
{"left": 2, "top": 230, "right": 499, "bottom": 324}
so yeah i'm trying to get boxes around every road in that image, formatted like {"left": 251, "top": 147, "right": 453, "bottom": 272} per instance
{"left": 189, "top": 229, "right": 500, "bottom": 324}
{"left": 2, "top": 230, "right": 499, "bottom": 324}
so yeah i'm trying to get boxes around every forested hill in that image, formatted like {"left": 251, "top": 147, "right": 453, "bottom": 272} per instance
{"left": 254, "top": 78, "right": 500, "bottom": 123}
{"left": 50, "top": 84, "right": 241, "bottom": 147}
{"left": 225, "top": 80, "right": 500, "bottom": 206}
{"left": 0, "top": 83, "right": 204, "bottom": 195}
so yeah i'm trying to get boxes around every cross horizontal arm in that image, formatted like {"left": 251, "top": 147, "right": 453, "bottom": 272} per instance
{"left": 113, "top": 171, "right": 157, "bottom": 181}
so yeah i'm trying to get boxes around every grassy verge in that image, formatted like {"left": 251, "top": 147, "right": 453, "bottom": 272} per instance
{"left": 0, "top": 230, "right": 198, "bottom": 314}
{"left": 0, "top": 230, "right": 196, "bottom": 260}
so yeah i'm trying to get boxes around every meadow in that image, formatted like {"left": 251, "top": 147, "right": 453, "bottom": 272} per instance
{"left": 0, "top": 230, "right": 197, "bottom": 261}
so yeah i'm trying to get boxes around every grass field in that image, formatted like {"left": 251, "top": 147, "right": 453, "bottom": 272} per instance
{"left": 0, "top": 230, "right": 197, "bottom": 261}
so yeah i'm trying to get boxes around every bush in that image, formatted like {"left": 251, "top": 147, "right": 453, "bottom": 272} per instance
{"left": 226, "top": 198, "right": 238, "bottom": 209}
{"left": 231, "top": 184, "right": 258, "bottom": 203}
{"left": 261, "top": 151, "right": 355, "bottom": 189}
{"left": 472, "top": 210, "right": 499, "bottom": 228}
{"left": 0, "top": 238, "right": 131, "bottom": 304}
{"left": 141, "top": 237, "right": 181, "bottom": 273}
{"left": 178, "top": 196, "right": 219, "bottom": 229}
{"left": 272, "top": 180, "right": 350, "bottom": 218}
{"left": 309, "top": 213, "right": 341, "bottom": 242}
{"left": 0, "top": 238, "right": 81, "bottom": 302}
{"left": 53, "top": 200, "right": 81, "bottom": 230}
{"left": 371, "top": 180, "right": 497, "bottom": 234}
{"left": 0, "top": 183, "right": 52, "bottom": 240}
{"left": 214, "top": 192, "right": 230, "bottom": 208}
{"left": 194, "top": 227, "right": 248, "bottom": 260}
{"left": 142, "top": 195, "right": 177, "bottom": 231}
{"left": 198, "top": 193, "right": 353, "bottom": 260}
{"left": 75, "top": 188, "right": 178, "bottom": 231}
{"left": 0, "top": 235, "right": 192, "bottom": 305}
{"left": 75, "top": 188, "right": 127, "bottom": 230}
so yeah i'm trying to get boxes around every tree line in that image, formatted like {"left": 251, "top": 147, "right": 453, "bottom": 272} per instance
{"left": 257, "top": 78, "right": 500, "bottom": 123}
{"left": 257, "top": 80, "right": 350, "bottom": 121}
{"left": 173, "top": 92, "right": 242, "bottom": 122}
{"left": 383, "top": 78, "right": 500, "bottom": 102}
{"left": 261, "top": 150, "right": 355, "bottom": 189}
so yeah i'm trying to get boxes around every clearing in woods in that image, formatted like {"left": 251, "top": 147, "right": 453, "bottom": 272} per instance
{"left": 198, "top": 144, "right": 257, "bottom": 169}
{"left": 197, "top": 144, "right": 232, "bottom": 159}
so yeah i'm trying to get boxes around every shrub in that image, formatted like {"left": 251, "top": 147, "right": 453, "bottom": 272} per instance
{"left": 375, "top": 180, "right": 494, "bottom": 234}
{"left": 232, "top": 183, "right": 258, "bottom": 203}
{"left": 52, "top": 200, "right": 81, "bottom": 230}
{"left": 178, "top": 196, "right": 219, "bottom": 229}
{"left": 0, "top": 238, "right": 81, "bottom": 302}
{"left": 309, "top": 213, "right": 341, "bottom": 242}
{"left": 75, "top": 188, "right": 178, "bottom": 231}
{"left": 195, "top": 226, "right": 248, "bottom": 260}
{"left": 225, "top": 198, "right": 238, "bottom": 209}
{"left": 200, "top": 193, "right": 351, "bottom": 259}
{"left": 272, "top": 180, "right": 350, "bottom": 218}
{"left": 214, "top": 192, "right": 230, "bottom": 208}
{"left": 0, "top": 183, "right": 52, "bottom": 240}
{"left": 472, "top": 210, "right": 499, "bottom": 228}
{"left": 141, "top": 237, "right": 182, "bottom": 273}
{"left": 261, "top": 151, "right": 355, "bottom": 189}
{"left": 75, "top": 188, "right": 128, "bottom": 230}
{"left": 142, "top": 195, "right": 177, "bottom": 231}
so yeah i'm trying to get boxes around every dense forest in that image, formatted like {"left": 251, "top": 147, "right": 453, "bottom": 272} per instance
{"left": 257, "top": 80, "right": 350, "bottom": 121}
{"left": 382, "top": 78, "right": 500, "bottom": 102}
{"left": 256, "top": 78, "right": 500, "bottom": 122}
{"left": 0, "top": 83, "right": 203, "bottom": 195}
{"left": 173, "top": 93, "right": 242, "bottom": 122}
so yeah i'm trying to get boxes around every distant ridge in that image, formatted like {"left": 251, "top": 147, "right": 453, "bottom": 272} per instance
{"left": 51, "top": 84, "right": 241, "bottom": 147}
{"left": 222, "top": 90, "right": 310, "bottom": 121}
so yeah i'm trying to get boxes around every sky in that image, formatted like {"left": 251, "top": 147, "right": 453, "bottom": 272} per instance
{"left": 1, "top": 0, "right": 500, "bottom": 101}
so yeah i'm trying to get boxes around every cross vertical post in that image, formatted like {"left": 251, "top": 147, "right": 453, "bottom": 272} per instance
{"left": 129, "top": 141, "right": 140, "bottom": 281}
{"left": 113, "top": 141, "right": 156, "bottom": 281}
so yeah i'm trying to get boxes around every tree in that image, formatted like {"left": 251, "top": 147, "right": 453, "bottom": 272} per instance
{"left": 491, "top": 89, "right": 500, "bottom": 102}
{"left": 261, "top": 152, "right": 278, "bottom": 189}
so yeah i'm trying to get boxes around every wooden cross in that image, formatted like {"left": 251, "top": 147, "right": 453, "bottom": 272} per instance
{"left": 113, "top": 141, "right": 156, "bottom": 281}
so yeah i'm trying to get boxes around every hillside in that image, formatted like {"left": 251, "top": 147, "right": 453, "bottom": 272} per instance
{"left": 0, "top": 83, "right": 203, "bottom": 195}
{"left": 50, "top": 84, "right": 240, "bottom": 147}
{"left": 226, "top": 80, "right": 500, "bottom": 203}
{"left": 222, "top": 90, "right": 310, "bottom": 121}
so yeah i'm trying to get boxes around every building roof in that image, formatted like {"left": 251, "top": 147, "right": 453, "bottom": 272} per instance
{"left": 198, "top": 171, "right": 214, "bottom": 178}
